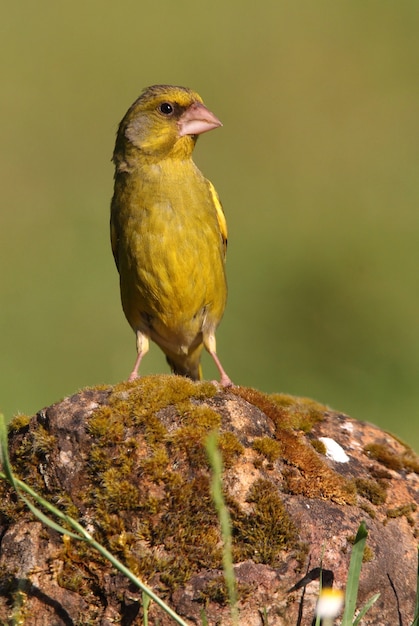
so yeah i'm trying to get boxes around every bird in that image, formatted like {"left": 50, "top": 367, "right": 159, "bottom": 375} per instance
{"left": 110, "top": 84, "right": 232, "bottom": 386}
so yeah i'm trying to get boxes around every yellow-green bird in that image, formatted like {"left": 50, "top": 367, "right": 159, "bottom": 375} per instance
{"left": 110, "top": 85, "right": 232, "bottom": 386}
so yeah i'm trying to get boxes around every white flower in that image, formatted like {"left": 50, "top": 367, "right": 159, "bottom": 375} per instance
{"left": 316, "top": 588, "right": 344, "bottom": 619}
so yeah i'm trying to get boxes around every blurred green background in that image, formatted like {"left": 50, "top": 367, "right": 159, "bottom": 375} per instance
{"left": 2, "top": 2, "right": 419, "bottom": 448}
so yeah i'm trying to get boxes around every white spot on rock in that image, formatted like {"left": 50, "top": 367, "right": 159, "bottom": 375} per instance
{"left": 319, "top": 437, "right": 350, "bottom": 463}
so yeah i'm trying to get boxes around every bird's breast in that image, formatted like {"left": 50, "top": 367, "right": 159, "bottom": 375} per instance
{"left": 113, "top": 164, "right": 227, "bottom": 340}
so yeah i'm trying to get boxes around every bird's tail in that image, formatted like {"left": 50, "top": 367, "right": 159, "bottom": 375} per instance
{"left": 165, "top": 344, "right": 204, "bottom": 381}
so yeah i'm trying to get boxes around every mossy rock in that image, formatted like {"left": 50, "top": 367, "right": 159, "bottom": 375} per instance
{"left": 0, "top": 375, "right": 418, "bottom": 625}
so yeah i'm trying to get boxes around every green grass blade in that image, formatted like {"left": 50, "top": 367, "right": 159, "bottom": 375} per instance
{"left": 142, "top": 591, "right": 151, "bottom": 626}
{"left": 313, "top": 544, "right": 328, "bottom": 626}
{"left": 0, "top": 412, "right": 18, "bottom": 487}
{"left": 341, "top": 521, "right": 368, "bottom": 626}
{"left": 259, "top": 606, "right": 269, "bottom": 625}
{"left": 206, "top": 431, "right": 239, "bottom": 626}
{"left": 412, "top": 547, "right": 419, "bottom": 626}
{"left": 0, "top": 477, "right": 84, "bottom": 541}
{"left": 314, "top": 572, "right": 323, "bottom": 626}
{"left": 200, "top": 608, "right": 209, "bottom": 626}
{"left": 352, "top": 592, "right": 380, "bottom": 625}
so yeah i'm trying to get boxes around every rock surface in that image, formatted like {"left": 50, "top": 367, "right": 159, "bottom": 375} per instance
{"left": 0, "top": 375, "right": 418, "bottom": 625}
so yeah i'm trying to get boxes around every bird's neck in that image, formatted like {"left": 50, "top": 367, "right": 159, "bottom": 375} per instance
{"left": 113, "top": 135, "right": 197, "bottom": 175}
{"left": 116, "top": 151, "right": 200, "bottom": 184}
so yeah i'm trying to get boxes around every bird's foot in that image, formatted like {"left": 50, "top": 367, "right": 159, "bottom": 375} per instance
{"left": 219, "top": 373, "right": 234, "bottom": 388}
{"left": 211, "top": 375, "right": 235, "bottom": 389}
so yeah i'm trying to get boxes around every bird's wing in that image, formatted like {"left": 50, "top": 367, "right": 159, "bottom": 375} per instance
{"left": 110, "top": 209, "right": 120, "bottom": 271}
{"left": 207, "top": 180, "right": 228, "bottom": 258}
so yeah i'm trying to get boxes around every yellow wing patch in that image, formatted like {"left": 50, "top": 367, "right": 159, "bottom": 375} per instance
{"left": 208, "top": 180, "right": 228, "bottom": 258}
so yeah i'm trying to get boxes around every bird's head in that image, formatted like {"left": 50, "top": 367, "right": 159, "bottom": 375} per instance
{"left": 113, "top": 85, "right": 222, "bottom": 164}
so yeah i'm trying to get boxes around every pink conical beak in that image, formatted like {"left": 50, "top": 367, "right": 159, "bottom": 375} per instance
{"left": 178, "top": 101, "right": 222, "bottom": 137}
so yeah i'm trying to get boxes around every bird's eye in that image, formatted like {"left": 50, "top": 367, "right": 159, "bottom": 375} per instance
{"left": 159, "top": 102, "right": 174, "bottom": 115}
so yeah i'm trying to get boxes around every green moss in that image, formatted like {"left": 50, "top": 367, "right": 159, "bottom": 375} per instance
{"left": 198, "top": 576, "right": 229, "bottom": 605}
{"left": 140, "top": 444, "right": 169, "bottom": 479}
{"left": 266, "top": 394, "right": 297, "bottom": 408}
{"left": 232, "top": 387, "right": 326, "bottom": 433}
{"left": 217, "top": 431, "right": 244, "bottom": 468}
{"left": 311, "top": 439, "right": 327, "bottom": 455}
{"left": 31, "top": 425, "right": 56, "bottom": 454}
{"left": 364, "top": 443, "right": 402, "bottom": 470}
{"left": 355, "top": 478, "right": 387, "bottom": 505}
{"left": 268, "top": 393, "right": 326, "bottom": 432}
{"left": 87, "top": 406, "right": 125, "bottom": 443}
{"left": 253, "top": 437, "right": 282, "bottom": 463}
{"left": 0, "top": 480, "right": 24, "bottom": 524}
{"left": 369, "top": 466, "right": 392, "bottom": 480}
{"left": 10, "top": 585, "right": 30, "bottom": 625}
{"left": 386, "top": 503, "right": 417, "bottom": 526}
{"left": 364, "top": 443, "right": 419, "bottom": 474}
{"left": 112, "top": 375, "right": 217, "bottom": 422}
{"left": 53, "top": 492, "right": 81, "bottom": 520}
{"left": 231, "top": 479, "right": 298, "bottom": 566}
{"left": 57, "top": 564, "right": 86, "bottom": 594}
{"left": 57, "top": 539, "right": 108, "bottom": 599}
{"left": 402, "top": 453, "right": 419, "bottom": 474}
{"left": 86, "top": 389, "right": 232, "bottom": 587}
{"left": 8, "top": 413, "right": 31, "bottom": 433}
{"left": 170, "top": 424, "right": 210, "bottom": 467}
{"left": 89, "top": 446, "right": 111, "bottom": 472}
{"left": 101, "top": 468, "right": 141, "bottom": 511}
{"left": 151, "top": 473, "right": 223, "bottom": 585}
{"left": 363, "top": 545, "right": 374, "bottom": 562}
{"left": 360, "top": 503, "right": 376, "bottom": 519}
{"left": 177, "top": 401, "right": 221, "bottom": 429}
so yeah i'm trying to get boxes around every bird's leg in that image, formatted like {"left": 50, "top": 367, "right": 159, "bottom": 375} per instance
{"left": 128, "top": 331, "right": 149, "bottom": 381}
{"left": 204, "top": 334, "right": 233, "bottom": 388}
{"left": 210, "top": 351, "right": 234, "bottom": 387}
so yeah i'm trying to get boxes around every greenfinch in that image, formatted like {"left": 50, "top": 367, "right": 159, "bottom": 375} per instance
{"left": 110, "top": 85, "right": 232, "bottom": 386}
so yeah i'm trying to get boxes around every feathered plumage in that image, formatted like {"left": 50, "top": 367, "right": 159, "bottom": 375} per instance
{"left": 110, "top": 85, "right": 232, "bottom": 386}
